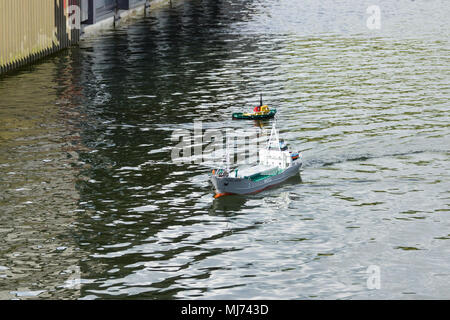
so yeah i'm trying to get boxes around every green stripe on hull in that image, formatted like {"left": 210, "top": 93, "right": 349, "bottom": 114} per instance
{"left": 247, "top": 169, "right": 284, "bottom": 182}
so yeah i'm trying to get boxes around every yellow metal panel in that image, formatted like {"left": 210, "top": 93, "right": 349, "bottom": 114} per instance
{"left": 0, "top": 0, "right": 80, "bottom": 74}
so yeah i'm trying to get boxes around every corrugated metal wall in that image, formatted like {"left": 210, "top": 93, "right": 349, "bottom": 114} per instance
{"left": 0, "top": 0, "right": 81, "bottom": 75}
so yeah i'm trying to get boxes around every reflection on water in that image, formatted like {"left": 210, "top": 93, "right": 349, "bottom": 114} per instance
{"left": 0, "top": 0, "right": 449, "bottom": 299}
{"left": 0, "top": 51, "right": 86, "bottom": 298}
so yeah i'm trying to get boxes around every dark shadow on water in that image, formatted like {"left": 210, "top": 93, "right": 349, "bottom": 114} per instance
{"left": 209, "top": 194, "right": 249, "bottom": 215}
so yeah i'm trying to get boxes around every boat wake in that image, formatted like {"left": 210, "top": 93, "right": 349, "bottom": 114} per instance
{"left": 302, "top": 136, "right": 449, "bottom": 169}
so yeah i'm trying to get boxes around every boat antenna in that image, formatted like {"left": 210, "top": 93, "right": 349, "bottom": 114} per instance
{"left": 260, "top": 93, "right": 263, "bottom": 107}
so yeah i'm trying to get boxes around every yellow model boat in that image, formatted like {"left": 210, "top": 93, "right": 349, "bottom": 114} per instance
{"left": 232, "top": 96, "right": 277, "bottom": 120}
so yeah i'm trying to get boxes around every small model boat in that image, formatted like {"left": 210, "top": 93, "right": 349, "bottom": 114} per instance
{"left": 211, "top": 122, "right": 302, "bottom": 198}
{"left": 232, "top": 94, "right": 277, "bottom": 120}
{"left": 232, "top": 107, "right": 277, "bottom": 120}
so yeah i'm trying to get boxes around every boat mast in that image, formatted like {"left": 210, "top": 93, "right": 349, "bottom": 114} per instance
{"left": 267, "top": 118, "right": 280, "bottom": 151}
{"left": 225, "top": 143, "right": 231, "bottom": 172}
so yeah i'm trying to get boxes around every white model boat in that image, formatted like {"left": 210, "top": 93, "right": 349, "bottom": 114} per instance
{"left": 211, "top": 122, "right": 302, "bottom": 198}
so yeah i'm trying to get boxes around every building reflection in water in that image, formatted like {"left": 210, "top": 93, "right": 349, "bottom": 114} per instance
{"left": 0, "top": 49, "right": 87, "bottom": 299}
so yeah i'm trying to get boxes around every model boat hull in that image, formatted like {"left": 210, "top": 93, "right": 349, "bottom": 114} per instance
{"left": 232, "top": 109, "right": 277, "bottom": 120}
{"left": 211, "top": 160, "right": 302, "bottom": 196}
